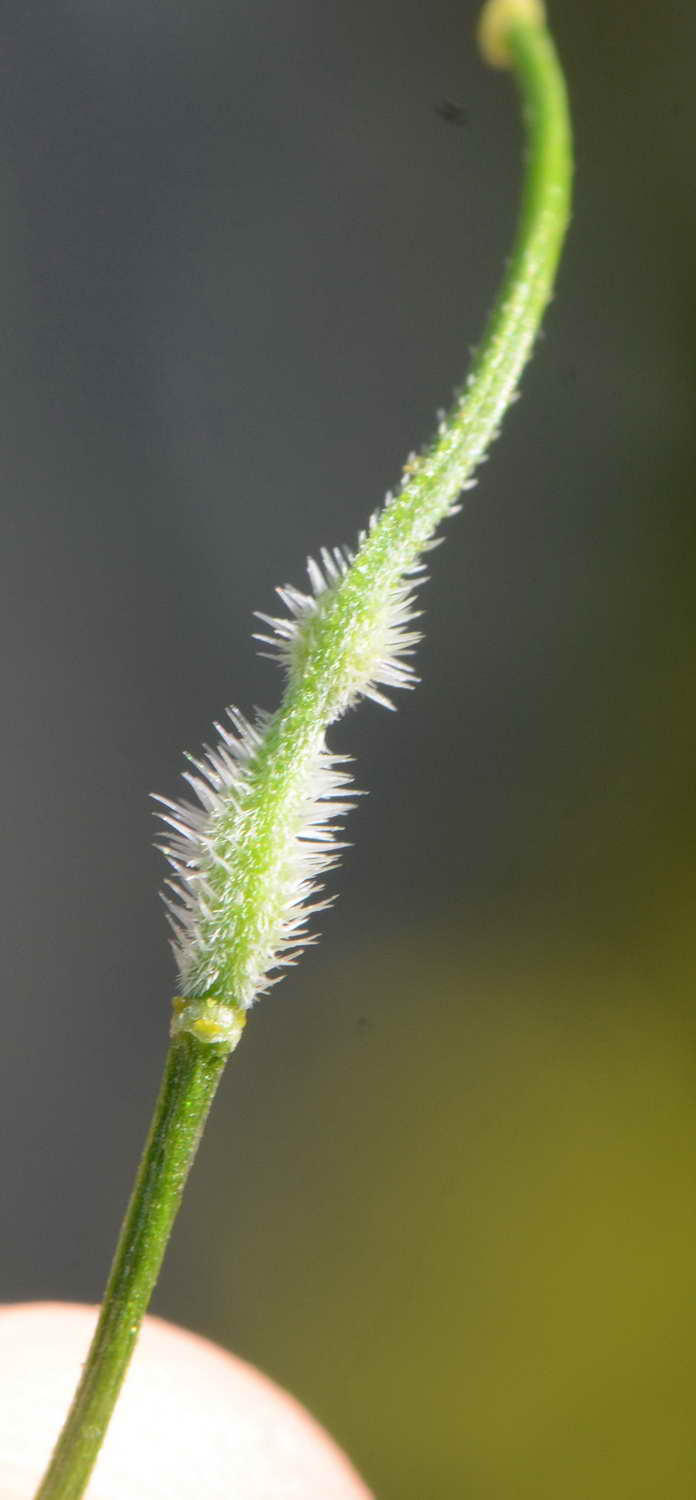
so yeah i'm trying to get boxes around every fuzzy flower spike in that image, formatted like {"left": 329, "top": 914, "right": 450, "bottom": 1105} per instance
{"left": 155, "top": 0, "right": 572, "bottom": 1050}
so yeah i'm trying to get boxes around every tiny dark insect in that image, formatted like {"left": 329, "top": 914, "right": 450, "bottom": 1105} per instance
{"left": 435, "top": 98, "right": 469, "bottom": 127}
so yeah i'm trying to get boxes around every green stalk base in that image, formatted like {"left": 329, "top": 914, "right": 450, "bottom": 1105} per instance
{"left": 35, "top": 1035, "right": 228, "bottom": 1500}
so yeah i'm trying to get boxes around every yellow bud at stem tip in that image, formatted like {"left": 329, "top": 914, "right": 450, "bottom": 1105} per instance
{"left": 478, "top": 0, "right": 546, "bottom": 69}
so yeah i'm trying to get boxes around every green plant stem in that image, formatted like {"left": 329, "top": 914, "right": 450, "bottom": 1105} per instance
{"left": 33, "top": 7, "right": 572, "bottom": 1498}
{"left": 34, "top": 1036, "right": 229, "bottom": 1500}
{"left": 171, "top": 13, "right": 572, "bottom": 1016}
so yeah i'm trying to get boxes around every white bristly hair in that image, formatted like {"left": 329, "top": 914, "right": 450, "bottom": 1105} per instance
{"left": 154, "top": 519, "right": 429, "bottom": 1013}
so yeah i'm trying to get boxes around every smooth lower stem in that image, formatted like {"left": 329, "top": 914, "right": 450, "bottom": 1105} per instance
{"left": 34, "top": 1034, "right": 230, "bottom": 1500}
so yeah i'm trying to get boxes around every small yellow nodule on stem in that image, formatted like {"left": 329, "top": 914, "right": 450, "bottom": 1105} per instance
{"left": 171, "top": 996, "right": 246, "bottom": 1049}
{"left": 478, "top": 0, "right": 546, "bottom": 68}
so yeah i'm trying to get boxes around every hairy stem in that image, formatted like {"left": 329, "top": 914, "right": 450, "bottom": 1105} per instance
{"left": 168, "top": 5, "right": 572, "bottom": 1016}
{"left": 34, "top": 4, "right": 572, "bottom": 1496}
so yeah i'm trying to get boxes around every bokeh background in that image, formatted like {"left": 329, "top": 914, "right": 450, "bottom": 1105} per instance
{"left": 3, "top": 1, "right": 696, "bottom": 1495}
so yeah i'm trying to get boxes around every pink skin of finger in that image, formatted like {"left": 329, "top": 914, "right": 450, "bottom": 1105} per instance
{"left": 0, "top": 1304, "right": 373, "bottom": 1500}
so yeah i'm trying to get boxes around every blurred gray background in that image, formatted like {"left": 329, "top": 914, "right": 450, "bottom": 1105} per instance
{"left": 3, "top": 1, "right": 696, "bottom": 1495}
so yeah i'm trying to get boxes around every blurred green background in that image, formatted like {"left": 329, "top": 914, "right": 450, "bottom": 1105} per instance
{"left": 3, "top": 0, "right": 696, "bottom": 1495}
